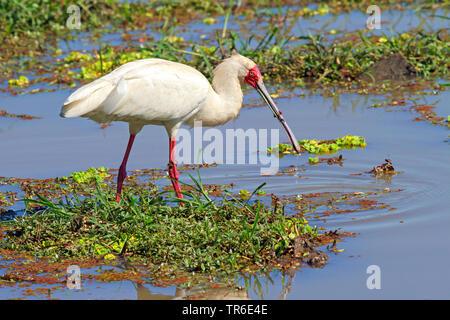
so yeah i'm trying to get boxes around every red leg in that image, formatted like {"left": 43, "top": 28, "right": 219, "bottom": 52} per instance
{"left": 116, "top": 134, "right": 136, "bottom": 201}
{"left": 168, "top": 137, "right": 183, "bottom": 199}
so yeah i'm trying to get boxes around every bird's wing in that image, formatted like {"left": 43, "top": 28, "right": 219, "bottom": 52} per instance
{"left": 99, "top": 61, "right": 210, "bottom": 122}
{"left": 60, "top": 59, "right": 210, "bottom": 123}
{"left": 60, "top": 59, "right": 167, "bottom": 118}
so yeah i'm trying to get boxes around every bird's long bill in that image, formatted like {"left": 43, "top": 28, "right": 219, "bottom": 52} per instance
{"left": 256, "top": 80, "right": 301, "bottom": 154}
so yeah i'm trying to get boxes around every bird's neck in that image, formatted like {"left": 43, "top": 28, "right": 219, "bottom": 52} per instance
{"left": 185, "top": 60, "right": 245, "bottom": 127}
{"left": 212, "top": 63, "right": 243, "bottom": 102}
{"left": 208, "top": 62, "right": 244, "bottom": 124}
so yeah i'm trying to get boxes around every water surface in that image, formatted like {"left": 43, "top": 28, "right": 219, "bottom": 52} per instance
{"left": 1, "top": 81, "right": 448, "bottom": 299}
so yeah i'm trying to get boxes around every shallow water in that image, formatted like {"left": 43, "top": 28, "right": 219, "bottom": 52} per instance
{"left": 181, "top": 7, "right": 449, "bottom": 48}
{"left": 1, "top": 4, "right": 449, "bottom": 298}
{"left": 53, "top": 7, "right": 449, "bottom": 59}
{"left": 290, "top": 7, "right": 449, "bottom": 35}
{"left": 1, "top": 77, "right": 449, "bottom": 298}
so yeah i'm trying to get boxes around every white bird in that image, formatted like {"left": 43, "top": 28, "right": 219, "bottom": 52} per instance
{"left": 60, "top": 52, "right": 300, "bottom": 201}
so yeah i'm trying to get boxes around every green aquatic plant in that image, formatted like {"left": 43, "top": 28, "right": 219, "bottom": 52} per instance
{"left": 268, "top": 135, "right": 366, "bottom": 155}
{"left": 308, "top": 157, "right": 319, "bottom": 163}
{"left": 63, "top": 51, "right": 92, "bottom": 63}
{"left": 0, "top": 192, "right": 14, "bottom": 207}
{"left": 8, "top": 76, "right": 29, "bottom": 88}
{"left": 69, "top": 167, "right": 110, "bottom": 184}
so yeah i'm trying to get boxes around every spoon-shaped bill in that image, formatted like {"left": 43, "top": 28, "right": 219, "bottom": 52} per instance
{"left": 255, "top": 80, "right": 301, "bottom": 154}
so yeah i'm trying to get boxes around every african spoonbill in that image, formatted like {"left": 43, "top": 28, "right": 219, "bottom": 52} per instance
{"left": 60, "top": 52, "right": 300, "bottom": 200}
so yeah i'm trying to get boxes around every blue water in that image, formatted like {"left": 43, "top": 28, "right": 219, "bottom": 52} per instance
{"left": 1, "top": 5, "right": 449, "bottom": 299}
{"left": 1, "top": 80, "right": 449, "bottom": 299}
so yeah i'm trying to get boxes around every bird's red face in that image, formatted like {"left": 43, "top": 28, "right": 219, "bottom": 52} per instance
{"left": 244, "top": 66, "right": 261, "bottom": 88}
{"left": 244, "top": 65, "right": 301, "bottom": 154}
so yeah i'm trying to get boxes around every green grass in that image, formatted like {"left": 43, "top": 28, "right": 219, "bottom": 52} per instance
{"left": 1, "top": 171, "right": 319, "bottom": 274}
{"left": 266, "top": 30, "right": 449, "bottom": 83}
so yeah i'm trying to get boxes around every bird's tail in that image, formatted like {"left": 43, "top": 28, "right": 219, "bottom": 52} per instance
{"left": 60, "top": 79, "right": 114, "bottom": 118}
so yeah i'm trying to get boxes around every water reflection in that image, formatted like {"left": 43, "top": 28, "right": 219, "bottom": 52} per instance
{"left": 132, "top": 270, "right": 300, "bottom": 300}
{"left": 135, "top": 283, "right": 250, "bottom": 300}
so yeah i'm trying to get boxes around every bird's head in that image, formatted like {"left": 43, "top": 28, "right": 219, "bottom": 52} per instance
{"left": 228, "top": 52, "right": 301, "bottom": 154}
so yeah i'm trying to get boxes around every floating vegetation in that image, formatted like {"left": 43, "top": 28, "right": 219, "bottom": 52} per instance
{"left": 68, "top": 167, "right": 110, "bottom": 184}
{"left": 308, "top": 157, "right": 319, "bottom": 163}
{"left": 268, "top": 136, "right": 366, "bottom": 156}
{"left": 309, "top": 155, "right": 344, "bottom": 166}
{"left": 0, "top": 109, "right": 42, "bottom": 120}
{"left": 297, "top": 188, "right": 402, "bottom": 220}
{"left": 410, "top": 104, "right": 450, "bottom": 128}
{"left": 8, "top": 76, "right": 29, "bottom": 88}
{"left": 0, "top": 192, "right": 14, "bottom": 208}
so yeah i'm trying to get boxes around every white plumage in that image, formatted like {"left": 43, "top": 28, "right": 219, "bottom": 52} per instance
{"left": 61, "top": 58, "right": 212, "bottom": 135}
{"left": 61, "top": 53, "right": 300, "bottom": 200}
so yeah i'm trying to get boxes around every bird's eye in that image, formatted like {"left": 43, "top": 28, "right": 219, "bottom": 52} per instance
{"left": 249, "top": 71, "right": 255, "bottom": 76}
